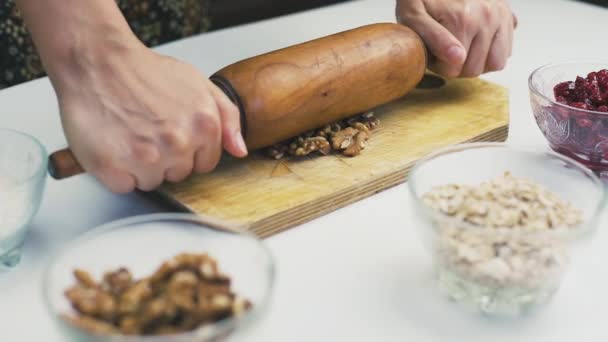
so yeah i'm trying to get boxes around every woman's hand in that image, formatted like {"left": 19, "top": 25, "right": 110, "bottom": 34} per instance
{"left": 56, "top": 41, "right": 247, "bottom": 193}
{"left": 396, "top": 0, "right": 517, "bottom": 78}
{"left": 15, "top": 0, "right": 247, "bottom": 193}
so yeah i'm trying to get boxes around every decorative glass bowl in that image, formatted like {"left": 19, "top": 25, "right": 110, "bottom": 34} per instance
{"left": 408, "top": 143, "right": 606, "bottom": 315}
{"left": 530, "top": 61, "right": 608, "bottom": 176}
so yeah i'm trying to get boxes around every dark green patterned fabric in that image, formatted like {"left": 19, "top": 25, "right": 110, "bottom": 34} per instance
{"left": 0, "top": 0, "right": 212, "bottom": 89}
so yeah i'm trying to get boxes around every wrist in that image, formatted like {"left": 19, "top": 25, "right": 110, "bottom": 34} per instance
{"left": 16, "top": 0, "right": 143, "bottom": 90}
{"left": 48, "top": 25, "right": 143, "bottom": 89}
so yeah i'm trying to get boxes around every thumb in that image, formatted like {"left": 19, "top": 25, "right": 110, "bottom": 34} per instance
{"left": 209, "top": 81, "right": 248, "bottom": 158}
{"left": 404, "top": 14, "right": 466, "bottom": 76}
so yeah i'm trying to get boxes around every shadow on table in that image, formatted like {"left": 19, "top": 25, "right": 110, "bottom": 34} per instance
{"left": 376, "top": 257, "right": 549, "bottom": 339}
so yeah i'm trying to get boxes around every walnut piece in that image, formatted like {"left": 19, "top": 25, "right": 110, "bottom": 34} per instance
{"left": 264, "top": 111, "right": 378, "bottom": 159}
{"left": 331, "top": 127, "right": 369, "bottom": 157}
{"left": 74, "top": 269, "right": 98, "bottom": 289}
{"left": 62, "top": 314, "right": 119, "bottom": 335}
{"left": 62, "top": 253, "right": 252, "bottom": 337}
{"left": 102, "top": 268, "right": 133, "bottom": 296}
{"left": 298, "top": 137, "right": 331, "bottom": 156}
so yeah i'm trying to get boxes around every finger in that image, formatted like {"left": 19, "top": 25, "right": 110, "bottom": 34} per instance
{"left": 94, "top": 166, "right": 137, "bottom": 194}
{"left": 484, "top": 23, "right": 510, "bottom": 73}
{"left": 125, "top": 138, "right": 166, "bottom": 191}
{"left": 192, "top": 108, "right": 222, "bottom": 174}
{"left": 460, "top": 29, "right": 494, "bottom": 78}
{"left": 133, "top": 173, "right": 165, "bottom": 192}
{"left": 193, "top": 139, "right": 221, "bottom": 174}
{"left": 401, "top": 13, "right": 466, "bottom": 78}
{"left": 130, "top": 156, "right": 165, "bottom": 191}
{"left": 158, "top": 126, "right": 195, "bottom": 182}
{"left": 74, "top": 146, "right": 137, "bottom": 194}
{"left": 164, "top": 157, "right": 194, "bottom": 183}
{"left": 209, "top": 82, "right": 248, "bottom": 157}
{"left": 131, "top": 161, "right": 165, "bottom": 191}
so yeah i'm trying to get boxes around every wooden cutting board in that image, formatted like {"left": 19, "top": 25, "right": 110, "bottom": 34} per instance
{"left": 153, "top": 77, "right": 509, "bottom": 237}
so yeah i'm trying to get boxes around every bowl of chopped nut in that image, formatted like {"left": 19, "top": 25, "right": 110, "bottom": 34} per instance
{"left": 43, "top": 213, "right": 275, "bottom": 341}
{"left": 408, "top": 142, "right": 606, "bottom": 316}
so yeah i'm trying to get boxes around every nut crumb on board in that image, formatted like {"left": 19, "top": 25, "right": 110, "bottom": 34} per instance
{"left": 263, "top": 111, "right": 379, "bottom": 159}
{"left": 62, "top": 253, "right": 252, "bottom": 336}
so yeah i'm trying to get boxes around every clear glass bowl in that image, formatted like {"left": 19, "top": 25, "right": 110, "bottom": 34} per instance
{"left": 0, "top": 128, "right": 47, "bottom": 268}
{"left": 529, "top": 61, "right": 608, "bottom": 176}
{"left": 408, "top": 142, "right": 606, "bottom": 316}
{"left": 43, "top": 213, "right": 275, "bottom": 341}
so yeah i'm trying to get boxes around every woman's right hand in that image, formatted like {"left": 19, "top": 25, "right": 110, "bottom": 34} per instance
{"left": 14, "top": 0, "right": 247, "bottom": 193}
{"left": 396, "top": 0, "right": 517, "bottom": 79}
{"left": 54, "top": 39, "right": 247, "bottom": 193}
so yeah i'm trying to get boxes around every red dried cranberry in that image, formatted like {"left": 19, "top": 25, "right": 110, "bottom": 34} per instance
{"left": 577, "top": 118, "right": 593, "bottom": 128}
{"left": 552, "top": 105, "right": 571, "bottom": 120}
{"left": 575, "top": 76, "right": 586, "bottom": 87}
{"left": 570, "top": 102, "right": 590, "bottom": 110}
{"left": 553, "top": 69, "right": 608, "bottom": 112}
{"left": 596, "top": 133, "right": 608, "bottom": 143}
{"left": 586, "top": 85, "right": 603, "bottom": 105}
{"left": 572, "top": 87, "right": 587, "bottom": 102}
{"left": 554, "top": 81, "right": 573, "bottom": 98}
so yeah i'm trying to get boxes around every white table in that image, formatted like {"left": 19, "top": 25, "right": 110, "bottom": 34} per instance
{"left": 2, "top": 0, "right": 608, "bottom": 340}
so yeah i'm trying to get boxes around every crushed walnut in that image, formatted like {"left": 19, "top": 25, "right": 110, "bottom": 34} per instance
{"left": 264, "top": 111, "right": 379, "bottom": 159}
{"left": 62, "top": 253, "right": 252, "bottom": 336}
{"left": 422, "top": 172, "right": 583, "bottom": 290}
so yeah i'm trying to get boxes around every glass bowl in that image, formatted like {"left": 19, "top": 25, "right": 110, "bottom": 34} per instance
{"left": 43, "top": 213, "right": 275, "bottom": 341}
{"left": 529, "top": 61, "right": 608, "bottom": 176}
{"left": 408, "top": 142, "right": 606, "bottom": 316}
{"left": 0, "top": 128, "right": 47, "bottom": 268}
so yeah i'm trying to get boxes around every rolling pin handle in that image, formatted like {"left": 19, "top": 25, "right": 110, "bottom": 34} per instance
{"left": 48, "top": 149, "right": 84, "bottom": 180}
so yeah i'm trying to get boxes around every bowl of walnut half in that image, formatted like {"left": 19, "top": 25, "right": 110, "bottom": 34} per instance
{"left": 408, "top": 142, "right": 606, "bottom": 316}
{"left": 43, "top": 213, "right": 275, "bottom": 341}
{"left": 529, "top": 61, "right": 608, "bottom": 176}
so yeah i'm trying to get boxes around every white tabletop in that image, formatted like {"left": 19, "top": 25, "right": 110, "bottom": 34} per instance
{"left": 2, "top": 0, "right": 608, "bottom": 340}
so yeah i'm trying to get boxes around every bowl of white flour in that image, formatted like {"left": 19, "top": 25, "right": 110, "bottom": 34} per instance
{"left": 0, "top": 128, "right": 47, "bottom": 268}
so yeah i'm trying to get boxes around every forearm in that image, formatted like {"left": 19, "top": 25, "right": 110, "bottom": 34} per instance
{"left": 15, "top": 0, "right": 140, "bottom": 87}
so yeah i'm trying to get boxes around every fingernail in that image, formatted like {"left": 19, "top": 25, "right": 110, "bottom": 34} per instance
{"left": 235, "top": 130, "right": 248, "bottom": 155}
{"left": 447, "top": 45, "right": 465, "bottom": 63}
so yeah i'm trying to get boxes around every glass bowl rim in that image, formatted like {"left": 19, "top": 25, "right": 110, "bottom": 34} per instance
{"left": 528, "top": 60, "right": 608, "bottom": 116}
{"left": 0, "top": 127, "right": 48, "bottom": 184}
{"left": 41, "top": 212, "right": 276, "bottom": 340}
{"left": 407, "top": 142, "right": 607, "bottom": 239}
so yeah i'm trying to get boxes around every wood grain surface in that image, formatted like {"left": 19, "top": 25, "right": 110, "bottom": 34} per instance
{"left": 155, "top": 77, "right": 509, "bottom": 238}
{"left": 212, "top": 23, "right": 427, "bottom": 149}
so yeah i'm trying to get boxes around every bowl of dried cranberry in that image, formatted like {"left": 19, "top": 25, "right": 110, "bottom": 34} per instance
{"left": 529, "top": 61, "right": 608, "bottom": 175}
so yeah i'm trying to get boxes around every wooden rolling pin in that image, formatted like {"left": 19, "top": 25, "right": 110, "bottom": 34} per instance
{"left": 48, "top": 22, "right": 427, "bottom": 180}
